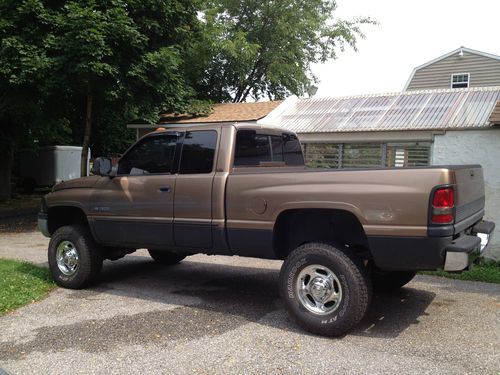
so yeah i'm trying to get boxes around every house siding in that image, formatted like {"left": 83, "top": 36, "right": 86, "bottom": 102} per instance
{"left": 432, "top": 129, "right": 500, "bottom": 261}
{"left": 407, "top": 51, "right": 500, "bottom": 90}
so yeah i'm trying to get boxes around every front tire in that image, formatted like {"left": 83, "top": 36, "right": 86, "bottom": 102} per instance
{"left": 279, "top": 242, "right": 371, "bottom": 337}
{"left": 148, "top": 249, "right": 186, "bottom": 265}
{"left": 48, "top": 225, "right": 103, "bottom": 289}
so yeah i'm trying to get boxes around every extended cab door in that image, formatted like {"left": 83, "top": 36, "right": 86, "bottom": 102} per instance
{"left": 173, "top": 130, "right": 218, "bottom": 249}
{"left": 90, "top": 132, "right": 179, "bottom": 249}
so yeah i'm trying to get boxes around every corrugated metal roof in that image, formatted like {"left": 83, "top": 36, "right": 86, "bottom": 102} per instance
{"left": 489, "top": 100, "right": 500, "bottom": 124}
{"left": 258, "top": 87, "right": 500, "bottom": 133}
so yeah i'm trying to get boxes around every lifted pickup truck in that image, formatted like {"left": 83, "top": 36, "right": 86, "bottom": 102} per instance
{"left": 38, "top": 123, "right": 494, "bottom": 336}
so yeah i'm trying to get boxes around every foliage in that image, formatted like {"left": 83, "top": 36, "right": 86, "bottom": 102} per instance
{"left": 0, "top": 0, "right": 202, "bottom": 192}
{"left": 189, "top": 0, "right": 375, "bottom": 102}
{"left": 0, "top": 0, "right": 373, "bottom": 199}
{"left": 420, "top": 262, "right": 500, "bottom": 284}
{"left": 0, "top": 258, "right": 54, "bottom": 315}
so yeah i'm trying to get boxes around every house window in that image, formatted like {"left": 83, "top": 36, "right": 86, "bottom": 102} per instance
{"left": 451, "top": 73, "right": 469, "bottom": 88}
{"left": 303, "top": 142, "right": 431, "bottom": 169}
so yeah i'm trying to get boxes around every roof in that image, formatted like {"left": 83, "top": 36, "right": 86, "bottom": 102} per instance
{"left": 258, "top": 87, "right": 500, "bottom": 133}
{"left": 157, "top": 101, "right": 282, "bottom": 125}
{"left": 403, "top": 47, "right": 500, "bottom": 90}
{"left": 143, "top": 122, "right": 292, "bottom": 134}
{"left": 489, "top": 100, "right": 500, "bottom": 124}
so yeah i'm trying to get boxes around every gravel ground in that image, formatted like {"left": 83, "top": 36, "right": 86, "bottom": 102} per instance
{"left": 0, "top": 226, "right": 499, "bottom": 375}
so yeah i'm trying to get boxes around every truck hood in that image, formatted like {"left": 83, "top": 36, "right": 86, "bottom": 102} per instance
{"left": 52, "top": 176, "right": 101, "bottom": 191}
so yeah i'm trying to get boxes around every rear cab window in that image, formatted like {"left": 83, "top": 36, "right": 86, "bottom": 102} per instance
{"left": 234, "top": 129, "right": 304, "bottom": 167}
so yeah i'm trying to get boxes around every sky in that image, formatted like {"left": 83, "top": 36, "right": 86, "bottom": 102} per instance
{"left": 312, "top": 0, "right": 500, "bottom": 98}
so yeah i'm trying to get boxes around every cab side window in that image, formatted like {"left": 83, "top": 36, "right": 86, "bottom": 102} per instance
{"left": 179, "top": 130, "right": 218, "bottom": 174}
{"left": 234, "top": 130, "right": 304, "bottom": 166}
{"left": 117, "top": 134, "right": 178, "bottom": 175}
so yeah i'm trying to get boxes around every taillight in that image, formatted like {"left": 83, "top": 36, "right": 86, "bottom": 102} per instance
{"left": 431, "top": 187, "right": 454, "bottom": 224}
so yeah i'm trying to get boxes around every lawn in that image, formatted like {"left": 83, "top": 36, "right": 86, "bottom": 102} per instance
{"left": 421, "top": 262, "right": 500, "bottom": 284}
{"left": 0, "top": 258, "right": 55, "bottom": 315}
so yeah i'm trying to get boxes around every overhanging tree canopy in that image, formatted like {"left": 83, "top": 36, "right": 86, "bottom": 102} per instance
{"left": 189, "top": 0, "right": 374, "bottom": 102}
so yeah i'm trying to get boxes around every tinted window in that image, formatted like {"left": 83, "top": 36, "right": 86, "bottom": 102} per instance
{"left": 234, "top": 130, "right": 272, "bottom": 166}
{"left": 234, "top": 130, "right": 304, "bottom": 166}
{"left": 283, "top": 133, "right": 304, "bottom": 165}
{"left": 270, "top": 135, "right": 284, "bottom": 162}
{"left": 117, "top": 134, "right": 177, "bottom": 175}
{"left": 179, "top": 130, "right": 217, "bottom": 174}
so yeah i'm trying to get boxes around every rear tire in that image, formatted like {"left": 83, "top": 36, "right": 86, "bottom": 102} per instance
{"left": 279, "top": 242, "right": 371, "bottom": 337}
{"left": 148, "top": 249, "right": 186, "bottom": 265}
{"left": 372, "top": 270, "right": 417, "bottom": 291}
{"left": 48, "top": 225, "right": 103, "bottom": 289}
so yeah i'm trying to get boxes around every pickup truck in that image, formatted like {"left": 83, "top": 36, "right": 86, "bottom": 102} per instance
{"left": 38, "top": 123, "right": 495, "bottom": 337}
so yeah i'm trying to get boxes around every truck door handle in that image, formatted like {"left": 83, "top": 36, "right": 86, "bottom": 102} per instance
{"left": 159, "top": 186, "right": 172, "bottom": 193}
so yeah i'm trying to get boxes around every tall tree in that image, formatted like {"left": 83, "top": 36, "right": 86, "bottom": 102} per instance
{"left": 0, "top": 0, "right": 200, "bottom": 198}
{"left": 51, "top": 0, "right": 199, "bottom": 176}
{"left": 0, "top": 0, "right": 62, "bottom": 200}
{"left": 188, "top": 0, "right": 374, "bottom": 102}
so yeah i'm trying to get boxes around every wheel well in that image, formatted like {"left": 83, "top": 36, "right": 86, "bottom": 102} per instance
{"left": 273, "top": 209, "right": 370, "bottom": 260}
{"left": 47, "top": 206, "right": 89, "bottom": 235}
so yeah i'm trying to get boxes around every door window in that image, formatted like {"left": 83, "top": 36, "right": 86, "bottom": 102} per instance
{"left": 117, "top": 133, "right": 178, "bottom": 175}
{"left": 179, "top": 131, "right": 217, "bottom": 174}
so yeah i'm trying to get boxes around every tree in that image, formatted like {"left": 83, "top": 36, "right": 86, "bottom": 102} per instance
{"left": 0, "top": 0, "right": 66, "bottom": 200}
{"left": 50, "top": 0, "right": 200, "bottom": 176}
{"left": 0, "top": 0, "right": 201, "bottom": 200}
{"left": 189, "top": 0, "right": 374, "bottom": 102}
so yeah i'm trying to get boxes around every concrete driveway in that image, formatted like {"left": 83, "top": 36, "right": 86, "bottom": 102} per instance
{"left": 0, "top": 229, "right": 499, "bottom": 375}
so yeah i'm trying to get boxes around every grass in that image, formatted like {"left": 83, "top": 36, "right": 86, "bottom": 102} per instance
{"left": 0, "top": 258, "right": 55, "bottom": 315}
{"left": 420, "top": 262, "right": 500, "bottom": 284}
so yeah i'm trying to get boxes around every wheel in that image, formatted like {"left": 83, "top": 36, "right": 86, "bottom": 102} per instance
{"left": 279, "top": 242, "right": 371, "bottom": 337}
{"left": 48, "top": 225, "right": 103, "bottom": 289}
{"left": 148, "top": 249, "right": 186, "bottom": 265}
{"left": 372, "top": 270, "right": 417, "bottom": 291}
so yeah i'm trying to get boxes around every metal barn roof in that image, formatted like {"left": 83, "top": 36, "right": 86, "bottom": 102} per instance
{"left": 258, "top": 87, "right": 500, "bottom": 133}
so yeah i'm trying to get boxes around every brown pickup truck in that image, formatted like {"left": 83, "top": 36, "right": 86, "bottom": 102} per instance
{"left": 38, "top": 123, "right": 494, "bottom": 336}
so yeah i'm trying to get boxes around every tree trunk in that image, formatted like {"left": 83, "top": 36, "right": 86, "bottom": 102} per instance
{"left": 81, "top": 92, "right": 93, "bottom": 177}
{"left": 0, "top": 142, "right": 13, "bottom": 202}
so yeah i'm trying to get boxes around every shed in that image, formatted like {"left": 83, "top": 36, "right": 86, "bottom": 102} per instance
{"left": 259, "top": 87, "right": 500, "bottom": 260}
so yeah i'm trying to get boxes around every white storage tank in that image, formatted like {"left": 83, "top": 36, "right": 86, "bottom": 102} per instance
{"left": 18, "top": 146, "right": 90, "bottom": 191}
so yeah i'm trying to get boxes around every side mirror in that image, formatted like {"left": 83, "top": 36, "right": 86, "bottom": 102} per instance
{"left": 92, "top": 157, "right": 112, "bottom": 176}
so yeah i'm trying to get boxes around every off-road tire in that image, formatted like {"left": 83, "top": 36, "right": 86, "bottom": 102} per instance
{"left": 48, "top": 225, "right": 103, "bottom": 289}
{"left": 372, "top": 270, "right": 417, "bottom": 291}
{"left": 148, "top": 249, "right": 186, "bottom": 265}
{"left": 279, "top": 242, "right": 371, "bottom": 337}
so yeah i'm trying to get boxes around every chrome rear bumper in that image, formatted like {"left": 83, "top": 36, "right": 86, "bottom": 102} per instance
{"left": 444, "top": 220, "right": 495, "bottom": 271}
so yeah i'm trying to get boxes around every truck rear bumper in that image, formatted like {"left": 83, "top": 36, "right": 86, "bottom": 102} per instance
{"left": 443, "top": 221, "right": 495, "bottom": 271}
{"left": 367, "top": 220, "right": 495, "bottom": 272}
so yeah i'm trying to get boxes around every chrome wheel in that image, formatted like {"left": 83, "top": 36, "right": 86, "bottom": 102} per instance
{"left": 56, "top": 240, "right": 79, "bottom": 276}
{"left": 296, "top": 264, "right": 342, "bottom": 315}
